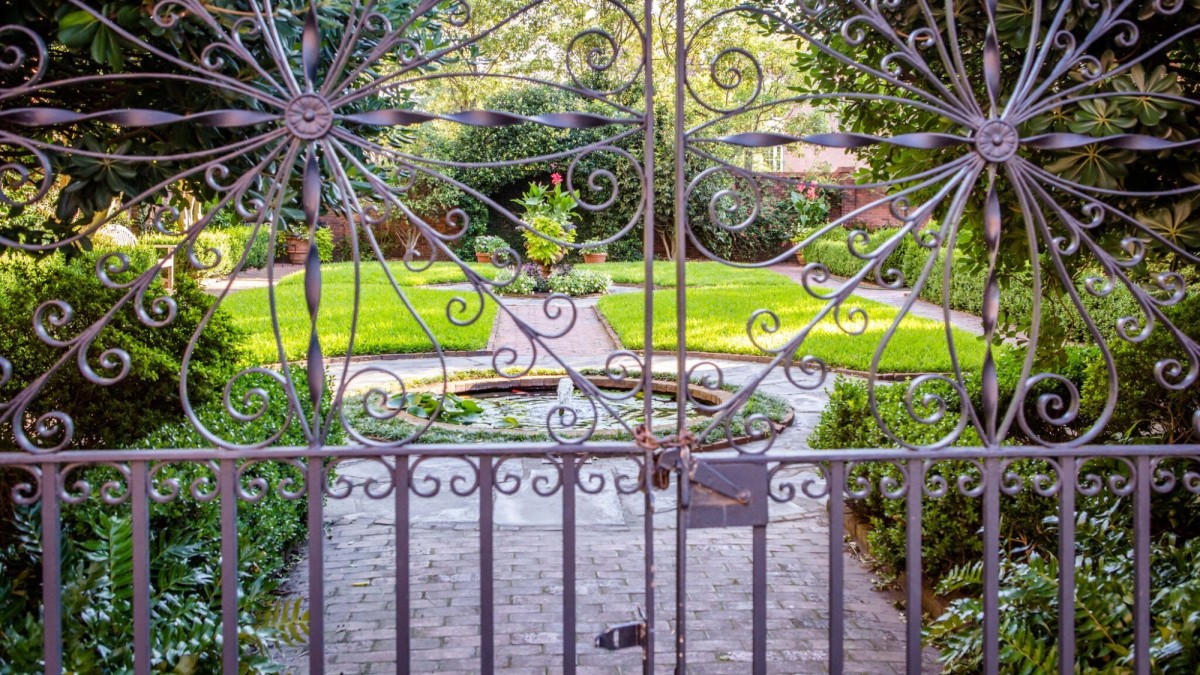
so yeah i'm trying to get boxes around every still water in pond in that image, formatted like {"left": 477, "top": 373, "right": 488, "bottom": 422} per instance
{"left": 467, "top": 387, "right": 679, "bottom": 429}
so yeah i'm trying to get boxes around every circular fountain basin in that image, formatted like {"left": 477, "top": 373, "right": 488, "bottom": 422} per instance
{"left": 389, "top": 375, "right": 733, "bottom": 436}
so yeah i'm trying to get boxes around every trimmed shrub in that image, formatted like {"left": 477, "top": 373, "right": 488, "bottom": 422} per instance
{"left": 804, "top": 226, "right": 1148, "bottom": 344}
{"left": 0, "top": 248, "right": 242, "bottom": 450}
{"left": 0, "top": 368, "right": 339, "bottom": 673}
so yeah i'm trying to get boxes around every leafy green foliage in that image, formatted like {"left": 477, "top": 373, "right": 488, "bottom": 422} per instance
{"left": 0, "top": 248, "right": 241, "bottom": 450}
{"left": 547, "top": 268, "right": 612, "bottom": 296}
{"left": 390, "top": 391, "right": 485, "bottom": 424}
{"left": 0, "top": 369, "right": 337, "bottom": 672}
{"left": 928, "top": 503, "right": 1200, "bottom": 674}
{"left": 1080, "top": 293, "right": 1200, "bottom": 445}
{"left": 522, "top": 213, "right": 576, "bottom": 266}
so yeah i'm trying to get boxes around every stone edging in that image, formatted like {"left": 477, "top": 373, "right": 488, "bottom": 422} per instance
{"left": 386, "top": 374, "right": 793, "bottom": 445}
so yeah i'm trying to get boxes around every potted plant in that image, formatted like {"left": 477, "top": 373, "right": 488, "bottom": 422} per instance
{"left": 514, "top": 173, "right": 579, "bottom": 275}
{"left": 280, "top": 228, "right": 333, "bottom": 265}
{"left": 474, "top": 235, "right": 506, "bottom": 263}
{"left": 581, "top": 241, "right": 608, "bottom": 264}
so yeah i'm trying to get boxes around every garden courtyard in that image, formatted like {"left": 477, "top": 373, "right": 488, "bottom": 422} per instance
{"left": 194, "top": 258, "right": 974, "bottom": 672}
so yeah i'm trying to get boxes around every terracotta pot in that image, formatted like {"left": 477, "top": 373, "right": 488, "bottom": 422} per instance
{"left": 286, "top": 236, "right": 311, "bottom": 265}
{"left": 583, "top": 253, "right": 608, "bottom": 264}
{"left": 476, "top": 252, "right": 492, "bottom": 263}
{"left": 794, "top": 251, "right": 806, "bottom": 266}
{"left": 539, "top": 263, "right": 553, "bottom": 277}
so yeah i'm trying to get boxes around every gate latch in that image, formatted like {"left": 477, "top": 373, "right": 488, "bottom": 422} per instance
{"left": 594, "top": 619, "right": 647, "bottom": 650}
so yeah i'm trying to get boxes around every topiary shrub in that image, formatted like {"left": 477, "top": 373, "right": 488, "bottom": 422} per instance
{"left": 809, "top": 375, "right": 1070, "bottom": 582}
{"left": 0, "top": 248, "right": 243, "bottom": 450}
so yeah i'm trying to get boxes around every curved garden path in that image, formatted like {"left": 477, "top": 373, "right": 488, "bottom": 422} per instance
{"left": 255, "top": 264, "right": 962, "bottom": 672}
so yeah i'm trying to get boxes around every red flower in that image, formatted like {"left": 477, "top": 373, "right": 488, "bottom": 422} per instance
{"left": 550, "top": 173, "right": 563, "bottom": 186}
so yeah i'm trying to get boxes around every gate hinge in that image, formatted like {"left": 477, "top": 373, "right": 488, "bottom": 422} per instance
{"left": 594, "top": 620, "right": 647, "bottom": 650}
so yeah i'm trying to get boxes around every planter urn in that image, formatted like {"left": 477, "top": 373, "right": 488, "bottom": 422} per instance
{"left": 286, "top": 235, "right": 311, "bottom": 265}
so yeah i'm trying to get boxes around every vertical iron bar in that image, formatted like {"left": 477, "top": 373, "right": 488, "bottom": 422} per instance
{"left": 982, "top": 458, "right": 1000, "bottom": 675}
{"left": 1134, "top": 456, "right": 1151, "bottom": 675}
{"left": 673, "top": 0, "right": 689, "bottom": 671}
{"left": 41, "top": 463, "right": 62, "bottom": 675}
{"left": 395, "top": 457, "right": 410, "bottom": 675}
{"left": 1057, "top": 458, "right": 1076, "bottom": 675}
{"left": 480, "top": 456, "right": 495, "bottom": 673}
{"left": 905, "top": 460, "right": 923, "bottom": 673}
{"left": 220, "top": 459, "right": 239, "bottom": 673}
{"left": 675, "top": 474, "right": 688, "bottom": 675}
{"left": 131, "top": 462, "right": 151, "bottom": 675}
{"left": 563, "top": 454, "right": 577, "bottom": 675}
{"left": 752, "top": 524, "right": 767, "bottom": 675}
{"left": 828, "top": 461, "right": 845, "bottom": 675}
{"left": 307, "top": 458, "right": 325, "bottom": 674}
{"left": 641, "top": 0, "right": 657, "bottom": 665}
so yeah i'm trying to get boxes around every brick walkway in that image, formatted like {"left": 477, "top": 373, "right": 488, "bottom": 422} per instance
{"left": 278, "top": 458, "right": 931, "bottom": 674}
{"left": 487, "top": 297, "right": 618, "bottom": 360}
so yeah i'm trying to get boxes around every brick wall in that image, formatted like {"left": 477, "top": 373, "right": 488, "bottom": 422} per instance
{"left": 771, "top": 168, "right": 907, "bottom": 231}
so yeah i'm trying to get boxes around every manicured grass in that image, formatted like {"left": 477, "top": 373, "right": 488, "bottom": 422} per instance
{"left": 598, "top": 261, "right": 795, "bottom": 287}
{"left": 280, "top": 260, "right": 498, "bottom": 287}
{"left": 222, "top": 279, "right": 495, "bottom": 364}
{"left": 286, "top": 260, "right": 791, "bottom": 289}
{"left": 597, "top": 285, "right": 988, "bottom": 373}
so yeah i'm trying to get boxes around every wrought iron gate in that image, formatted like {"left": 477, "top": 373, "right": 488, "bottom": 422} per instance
{"left": 1, "top": 0, "right": 1199, "bottom": 672}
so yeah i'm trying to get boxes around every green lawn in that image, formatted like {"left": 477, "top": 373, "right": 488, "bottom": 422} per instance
{"left": 597, "top": 285, "right": 988, "bottom": 373}
{"left": 283, "top": 260, "right": 498, "bottom": 287}
{"left": 598, "top": 261, "right": 795, "bottom": 287}
{"left": 222, "top": 279, "right": 495, "bottom": 364}
{"left": 286, "top": 260, "right": 792, "bottom": 289}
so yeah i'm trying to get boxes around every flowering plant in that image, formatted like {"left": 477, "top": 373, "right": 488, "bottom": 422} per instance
{"left": 513, "top": 173, "right": 580, "bottom": 225}
{"left": 787, "top": 183, "right": 831, "bottom": 243}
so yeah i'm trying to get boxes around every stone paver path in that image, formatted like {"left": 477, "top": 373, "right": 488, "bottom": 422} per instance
{"left": 488, "top": 297, "right": 618, "bottom": 358}
{"left": 202, "top": 263, "right": 304, "bottom": 295}
{"left": 279, "top": 459, "right": 921, "bottom": 673}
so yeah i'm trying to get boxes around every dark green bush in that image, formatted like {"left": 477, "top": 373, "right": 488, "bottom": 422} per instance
{"left": 928, "top": 502, "right": 1200, "bottom": 674}
{"left": 1080, "top": 292, "right": 1200, "bottom": 445}
{"left": 807, "top": 376, "right": 1053, "bottom": 581}
{"left": 0, "top": 368, "right": 339, "bottom": 673}
{"left": 0, "top": 248, "right": 242, "bottom": 450}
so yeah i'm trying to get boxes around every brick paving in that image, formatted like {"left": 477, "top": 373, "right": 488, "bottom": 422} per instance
{"left": 277, "top": 457, "right": 933, "bottom": 674}
{"left": 488, "top": 298, "right": 618, "bottom": 359}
